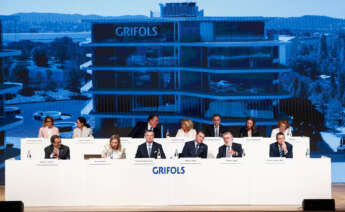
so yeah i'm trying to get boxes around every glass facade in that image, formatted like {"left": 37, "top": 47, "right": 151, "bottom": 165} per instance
{"left": 85, "top": 17, "right": 292, "bottom": 132}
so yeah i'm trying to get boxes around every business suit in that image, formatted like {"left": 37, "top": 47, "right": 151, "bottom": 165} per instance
{"left": 44, "top": 144, "right": 70, "bottom": 160}
{"left": 239, "top": 126, "right": 260, "bottom": 137}
{"left": 181, "top": 141, "right": 208, "bottom": 158}
{"left": 269, "top": 141, "right": 293, "bottom": 158}
{"left": 128, "top": 122, "right": 162, "bottom": 138}
{"left": 135, "top": 141, "right": 166, "bottom": 159}
{"left": 216, "top": 143, "right": 243, "bottom": 158}
{"left": 204, "top": 124, "right": 227, "bottom": 137}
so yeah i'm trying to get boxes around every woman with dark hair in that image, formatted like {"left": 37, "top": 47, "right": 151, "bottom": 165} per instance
{"left": 239, "top": 117, "right": 260, "bottom": 137}
{"left": 72, "top": 117, "right": 93, "bottom": 138}
{"left": 38, "top": 116, "right": 59, "bottom": 139}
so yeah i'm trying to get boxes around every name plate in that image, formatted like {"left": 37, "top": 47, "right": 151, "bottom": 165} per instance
{"left": 133, "top": 159, "right": 155, "bottom": 165}
{"left": 168, "top": 137, "right": 186, "bottom": 143}
{"left": 23, "top": 138, "right": 45, "bottom": 144}
{"left": 88, "top": 159, "right": 112, "bottom": 166}
{"left": 219, "top": 158, "right": 243, "bottom": 165}
{"left": 35, "top": 160, "right": 59, "bottom": 166}
{"left": 264, "top": 158, "right": 288, "bottom": 165}
{"left": 245, "top": 137, "right": 263, "bottom": 142}
{"left": 204, "top": 137, "right": 222, "bottom": 142}
{"left": 179, "top": 158, "right": 201, "bottom": 165}
{"left": 76, "top": 138, "right": 94, "bottom": 143}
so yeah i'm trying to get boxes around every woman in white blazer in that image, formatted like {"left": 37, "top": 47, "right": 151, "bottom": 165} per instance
{"left": 73, "top": 117, "right": 93, "bottom": 138}
{"left": 102, "top": 135, "right": 126, "bottom": 159}
{"left": 270, "top": 119, "right": 292, "bottom": 138}
{"left": 175, "top": 119, "right": 197, "bottom": 140}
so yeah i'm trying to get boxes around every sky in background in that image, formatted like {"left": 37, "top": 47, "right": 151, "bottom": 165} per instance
{"left": 1, "top": 0, "right": 345, "bottom": 18}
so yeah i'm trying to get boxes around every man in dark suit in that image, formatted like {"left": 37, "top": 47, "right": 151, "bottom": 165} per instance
{"left": 204, "top": 114, "right": 227, "bottom": 137}
{"left": 135, "top": 130, "right": 166, "bottom": 159}
{"left": 217, "top": 131, "right": 243, "bottom": 158}
{"left": 269, "top": 132, "right": 293, "bottom": 158}
{"left": 44, "top": 135, "right": 70, "bottom": 160}
{"left": 129, "top": 114, "right": 162, "bottom": 138}
{"left": 181, "top": 131, "right": 208, "bottom": 158}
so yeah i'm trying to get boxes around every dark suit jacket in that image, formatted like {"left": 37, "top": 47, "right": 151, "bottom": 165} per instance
{"left": 204, "top": 124, "right": 227, "bottom": 137}
{"left": 44, "top": 144, "right": 70, "bottom": 160}
{"left": 135, "top": 141, "right": 166, "bottom": 159}
{"left": 181, "top": 141, "right": 208, "bottom": 158}
{"left": 269, "top": 142, "right": 293, "bottom": 158}
{"left": 239, "top": 126, "right": 260, "bottom": 137}
{"left": 128, "top": 122, "right": 162, "bottom": 138}
{"left": 216, "top": 143, "right": 243, "bottom": 158}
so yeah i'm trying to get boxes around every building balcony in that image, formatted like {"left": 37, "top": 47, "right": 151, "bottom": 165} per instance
{"left": 80, "top": 40, "right": 291, "bottom": 48}
{"left": 81, "top": 60, "right": 292, "bottom": 74}
{"left": 86, "top": 88, "right": 292, "bottom": 100}
{"left": 0, "top": 49, "right": 21, "bottom": 58}
{"left": 86, "top": 111, "right": 283, "bottom": 127}
{"left": 0, "top": 114, "right": 23, "bottom": 131}
{"left": 0, "top": 82, "right": 23, "bottom": 95}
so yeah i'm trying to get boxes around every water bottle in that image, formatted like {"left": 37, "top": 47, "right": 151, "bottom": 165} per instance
{"left": 27, "top": 150, "right": 32, "bottom": 159}
{"left": 166, "top": 129, "right": 170, "bottom": 138}
{"left": 174, "top": 149, "right": 179, "bottom": 159}
{"left": 157, "top": 149, "right": 161, "bottom": 159}
{"left": 242, "top": 149, "right": 246, "bottom": 157}
{"left": 305, "top": 148, "right": 310, "bottom": 158}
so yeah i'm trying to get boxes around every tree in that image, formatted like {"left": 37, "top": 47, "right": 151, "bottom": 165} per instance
{"left": 325, "top": 98, "right": 343, "bottom": 130}
{"left": 45, "top": 69, "right": 57, "bottom": 91}
{"left": 65, "top": 68, "right": 85, "bottom": 93}
{"left": 32, "top": 47, "right": 49, "bottom": 67}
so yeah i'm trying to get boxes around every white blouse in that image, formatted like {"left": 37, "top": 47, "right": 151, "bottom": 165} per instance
{"left": 102, "top": 145, "right": 126, "bottom": 159}
{"left": 270, "top": 128, "right": 292, "bottom": 138}
{"left": 175, "top": 129, "right": 197, "bottom": 140}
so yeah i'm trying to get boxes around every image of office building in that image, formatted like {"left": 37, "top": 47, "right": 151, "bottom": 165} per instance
{"left": 81, "top": 2, "right": 293, "bottom": 136}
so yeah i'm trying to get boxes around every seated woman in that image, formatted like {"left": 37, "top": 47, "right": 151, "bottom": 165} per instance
{"left": 102, "top": 135, "right": 126, "bottom": 159}
{"left": 38, "top": 116, "right": 59, "bottom": 139}
{"left": 270, "top": 119, "right": 292, "bottom": 138}
{"left": 239, "top": 117, "right": 260, "bottom": 137}
{"left": 175, "top": 119, "right": 197, "bottom": 140}
{"left": 73, "top": 117, "right": 93, "bottom": 138}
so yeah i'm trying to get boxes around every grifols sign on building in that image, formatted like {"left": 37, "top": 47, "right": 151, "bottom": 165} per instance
{"left": 115, "top": 26, "right": 159, "bottom": 37}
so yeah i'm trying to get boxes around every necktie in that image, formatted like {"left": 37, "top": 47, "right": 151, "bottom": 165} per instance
{"left": 279, "top": 145, "right": 283, "bottom": 157}
{"left": 215, "top": 127, "right": 219, "bottom": 137}
{"left": 226, "top": 146, "right": 231, "bottom": 157}
{"left": 148, "top": 146, "right": 152, "bottom": 157}
{"left": 195, "top": 144, "right": 199, "bottom": 156}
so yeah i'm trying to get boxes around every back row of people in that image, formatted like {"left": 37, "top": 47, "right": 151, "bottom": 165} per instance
{"left": 38, "top": 114, "right": 293, "bottom": 141}
{"left": 128, "top": 114, "right": 293, "bottom": 139}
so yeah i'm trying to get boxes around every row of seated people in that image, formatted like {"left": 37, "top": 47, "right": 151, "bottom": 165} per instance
{"left": 38, "top": 114, "right": 292, "bottom": 140}
{"left": 128, "top": 114, "right": 292, "bottom": 139}
{"left": 44, "top": 130, "right": 293, "bottom": 160}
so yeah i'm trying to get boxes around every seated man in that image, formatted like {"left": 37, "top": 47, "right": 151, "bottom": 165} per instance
{"left": 181, "top": 131, "right": 208, "bottom": 158}
{"left": 217, "top": 131, "right": 243, "bottom": 158}
{"left": 135, "top": 130, "right": 166, "bottom": 159}
{"left": 129, "top": 114, "right": 162, "bottom": 138}
{"left": 269, "top": 132, "right": 293, "bottom": 158}
{"left": 44, "top": 135, "right": 70, "bottom": 160}
{"left": 204, "top": 114, "right": 227, "bottom": 137}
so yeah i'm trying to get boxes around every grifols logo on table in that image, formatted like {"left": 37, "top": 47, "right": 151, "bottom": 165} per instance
{"left": 152, "top": 166, "right": 185, "bottom": 175}
{"left": 115, "top": 26, "right": 159, "bottom": 37}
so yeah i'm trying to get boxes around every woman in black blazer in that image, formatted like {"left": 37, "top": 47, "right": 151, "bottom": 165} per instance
{"left": 239, "top": 117, "right": 260, "bottom": 137}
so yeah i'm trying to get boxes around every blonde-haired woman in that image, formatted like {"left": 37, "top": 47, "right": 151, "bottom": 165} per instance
{"left": 102, "top": 135, "right": 126, "bottom": 159}
{"left": 175, "top": 119, "right": 197, "bottom": 140}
